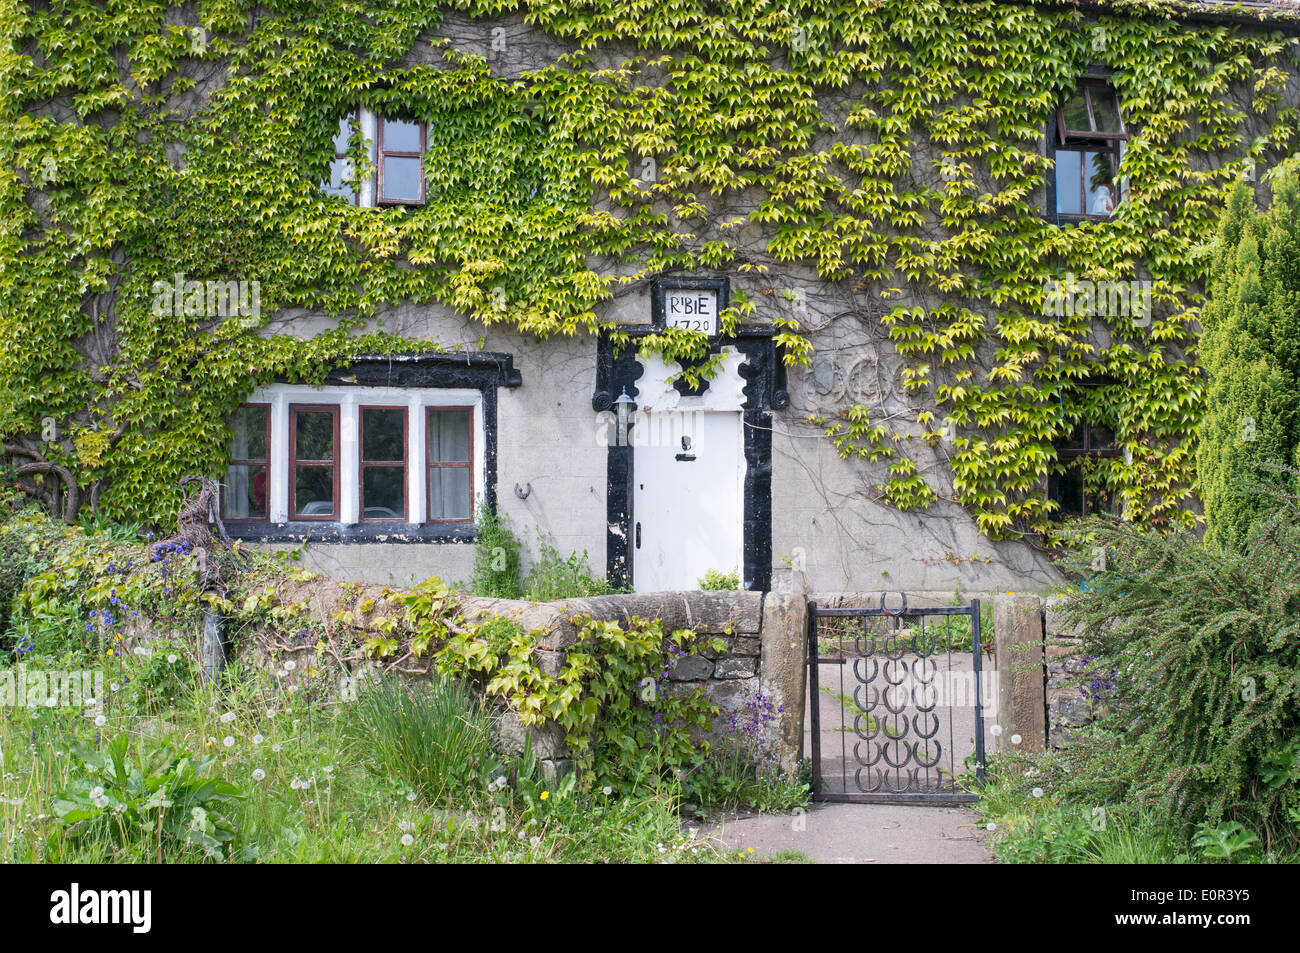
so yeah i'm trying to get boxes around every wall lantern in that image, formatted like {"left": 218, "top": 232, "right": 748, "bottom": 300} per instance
{"left": 614, "top": 388, "right": 636, "bottom": 447}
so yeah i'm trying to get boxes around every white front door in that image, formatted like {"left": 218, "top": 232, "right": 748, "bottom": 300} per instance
{"left": 632, "top": 410, "right": 744, "bottom": 592}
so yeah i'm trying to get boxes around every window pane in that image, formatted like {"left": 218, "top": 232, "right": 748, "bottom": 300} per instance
{"left": 428, "top": 411, "right": 470, "bottom": 463}
{"left": 231, "top": 406, "right": 267, "bottom": 460}
{"left": 1061, "top": 91, "right": 1091, "bottom": 132}
{"left": 363, "top": 467, "right": 406, "bottom": 519}
{"left": 295, "top": 411, "right": 334, "bottom": 461}
{"left": 381, "top": 156, "right": 423, "bottom": 202}
{"left": 1061, "top": 420, "right": 1086, "bottom": 451}
{"left": 324, "top": 157, "right": 355, "bottom": 202}
{"left": 1055, "top": 149, "right": 1083, "bottom": 215}
{"left": 1087, "top": 423, "right": 1116, "bottom": 450}
{"left": 224, "top": 464, "right": 267, "bottom": 519}
{"left": 362, "top": 408, "right": 405, "bottom": 462}
{"left": 1090, "top": 88, "right": 1122, "bottom": 134}
{"left": 294, "top": 466, "right": 334, "bottom": 516}
{"left": 1085, "top": 152, "right": 1118, "bottom": 215}
{"left": 428, "top": 467, "right": 470, "bottom": 520}
{"left": 382, "top": 118, "right": 422, "bottom": 153}
{"left": 333, "top": 116, "right": 353, "bottom": 154}
{"left": 1051, "top": 467, "right": 1085, "bottom": 517}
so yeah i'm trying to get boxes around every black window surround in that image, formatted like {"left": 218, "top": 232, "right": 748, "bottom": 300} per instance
{"left": 226, "top": 352, "right": 521, "bottom": 544}
{"left": 594, "top": 276, "right": 788, "bottom": 592}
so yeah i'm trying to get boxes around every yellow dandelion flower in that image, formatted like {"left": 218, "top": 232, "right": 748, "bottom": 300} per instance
{"left": 539, "top": 791, "right": 549, "bottom": 801}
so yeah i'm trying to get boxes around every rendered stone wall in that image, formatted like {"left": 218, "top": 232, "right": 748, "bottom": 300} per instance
{"left": 244, "top": 10, "right": 1300, "bottom": 595}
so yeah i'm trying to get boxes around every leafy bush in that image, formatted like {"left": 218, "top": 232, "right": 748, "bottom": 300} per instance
{"left": 697, "top": 568, "right": 740, "bottom": 591}
{"left": 1192, "top": 821, "right": 1262, "bottom": 863}
{"left": 524, "top": 537, "right": 621, "bottom": 601}
{"left": 684, "top": 743, "right": 810, "bottom": 815}
{"left": 53, "top": 734, "right": 244, "bottom": 860}
{"left": 469, "top": 502, "right": 523, "bottom": 598}
{"left": 433, "top": 613, "right": 718, "bottom": 793}
{"left": 1058, "top": 508, "right": 1300, "bottom": 850}
{"left": 344, "top": 677, "right": 498, "bottom": 803}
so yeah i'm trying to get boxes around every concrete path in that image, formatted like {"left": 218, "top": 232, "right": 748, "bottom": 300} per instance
{"left": 710, "top": 802, "right": 994, "bottom": 864}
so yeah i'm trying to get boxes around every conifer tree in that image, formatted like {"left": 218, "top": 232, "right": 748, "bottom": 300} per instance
{"left": 1197, "top": 161, "right": 1300, "bottom": 550}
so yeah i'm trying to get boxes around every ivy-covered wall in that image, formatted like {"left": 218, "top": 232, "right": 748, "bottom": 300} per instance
{"left": 3, "top": 1, "right": 1300, "bottom": 589}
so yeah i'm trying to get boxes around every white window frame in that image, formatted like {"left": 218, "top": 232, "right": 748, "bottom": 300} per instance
{"left": 246, "top": 383, "right": 484, "bottom": 525}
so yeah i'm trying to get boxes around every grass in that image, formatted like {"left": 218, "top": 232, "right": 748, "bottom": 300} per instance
{"left": 343, "top": 677, "right": 496, "bottom": 802}
{"left": 974, "top": 754, "right": 1296, "bottom": 865}
{"left": 522, "top": 536, "right": 623, "bottom": 601}
{"left": 765, "top": 848, "right": 814, "bottom": 864}
{"left": 0, "top": 647, "right": 739, "bottom": 863}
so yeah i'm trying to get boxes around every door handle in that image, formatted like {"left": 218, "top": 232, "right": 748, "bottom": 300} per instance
{"left": 635, "top": 522, "right": 641, "bottom": 549}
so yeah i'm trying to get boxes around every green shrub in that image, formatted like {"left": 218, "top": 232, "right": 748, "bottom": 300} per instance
{"left": 524, "top": 537, "right": 621, "bottom": 601}
{"left": 1192, "top": 821, "right": 1262, "bottom": 863}
{"left": 344, "top": 677, "right": 498, "bottom": 803}
{"left": 1058, "top": 508, "right": 1300, "bottom": 851}
{"left": 697, "top": 568, "right": 740, "bottom": 591}
{"left": 469, "top": 502, "right": 523, "bottom": 598}
{"left": 433, "top": 614, "right": 718, "bottom": 793}
{"left": 683, "top": 742, "right": 810, "bottom": 815}
{"left": 52, "top": 733, "right": 244, "bottom": 860}
{"left": 681, "top": 689, "right": 809, "bottom": 814}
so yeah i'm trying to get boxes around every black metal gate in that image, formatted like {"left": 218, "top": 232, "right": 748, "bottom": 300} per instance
{"left": 808, "top": 594, "right": 987, "bottom": 805}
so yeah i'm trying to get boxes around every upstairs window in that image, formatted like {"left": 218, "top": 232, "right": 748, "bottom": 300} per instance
{"left": 323, "top": 113, "right": 358, "bottom": 204}
{"left": 1054, "top": 80, "right": 1126, "bottom": 220}
{"left": 1048, "top": 420, "right": 1120, "bottom": 517}
{"left": 320, "top": 110, "right": 427, "bottom": 207}
{"left": 377, "top": 117, "right": 426, "bottom": 205}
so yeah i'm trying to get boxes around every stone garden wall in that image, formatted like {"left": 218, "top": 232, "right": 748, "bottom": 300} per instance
{"left": 456, "top": 591, "right": 807, "bottom": 777}
{"left": 989, "top": 593, "right": 1101, "bottom": 752}
{"left": 233, "top": 581, "right": 808, "bottom": 778}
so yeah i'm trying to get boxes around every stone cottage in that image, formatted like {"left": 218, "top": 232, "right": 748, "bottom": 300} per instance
{"left": 7, "top": 1, "right": 1300, "bottom": 596}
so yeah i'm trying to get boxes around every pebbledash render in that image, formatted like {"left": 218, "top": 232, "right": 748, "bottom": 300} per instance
{"left": 217, "top": 3, "right": 1300, "bottom": 597}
